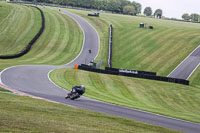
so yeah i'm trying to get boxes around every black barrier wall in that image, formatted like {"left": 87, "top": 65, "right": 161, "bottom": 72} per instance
{"left": 78, "top": 64, "right": 189, "bottom": 85}
{"left": 105, "top": 67, "right": 156, "bottom": 76}
{"left": 0, "top": 6, "right": 45, "bottom": 59}
{"left": 108, "top": 24, "right": 113, "bottom": 68}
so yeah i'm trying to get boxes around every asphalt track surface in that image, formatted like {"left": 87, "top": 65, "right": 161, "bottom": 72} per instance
{"left": 168, "top": 45, "right": 200, "bottom": 80}
{"left": 1, "top": 9, "right": 200, "bottom": 133}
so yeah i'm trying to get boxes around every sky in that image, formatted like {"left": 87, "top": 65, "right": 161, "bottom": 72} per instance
{"left": 131, "top": 0, "right": 200, "bottom": 18}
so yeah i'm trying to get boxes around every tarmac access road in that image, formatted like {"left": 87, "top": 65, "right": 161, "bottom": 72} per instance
{"left": 1, "top": 9, "right": 200, "bottom": 133}
{"left": 168, "top": 45, "right": 200, "bottom": 80}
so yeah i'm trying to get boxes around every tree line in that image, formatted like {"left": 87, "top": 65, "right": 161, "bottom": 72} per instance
{"left": 182, "top": 13, "right": 200, "bottom": 22}
{"left": 31, "top": 0, "right": 142, "bottom": 15}
{"left": 29, "top": 0, "right": 166, "bottom": 19}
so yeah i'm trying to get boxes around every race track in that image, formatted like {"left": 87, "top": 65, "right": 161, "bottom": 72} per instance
{"left": 168, "top": 45, "right": 200, "bottom": 79}
{"left": 1, "top": 9, "right": 200, "bottom": 133}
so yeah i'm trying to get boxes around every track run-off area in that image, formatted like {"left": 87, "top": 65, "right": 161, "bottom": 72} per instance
{"left": 1, "top": 5, "right": 200, "bottom": 133}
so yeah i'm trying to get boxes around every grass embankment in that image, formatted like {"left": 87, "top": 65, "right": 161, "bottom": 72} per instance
{"left": 0, "top": 93, "right": 179, "bottom": 133}
{"left": 60, "top": 8, "right": 200, "bottom": 78}
{"left": 0, "top": 3, "right": 83, "bottom": 71}
{"left": 189, "top": 66, "right": 200, "bottom": 88}
{"left": 0, "top": 87, "right": 9, "bottom": 92}
{"left": 53, "top": 7, "right": 110, "bottom": 68}
{"left": 0, "top": 3, "right": 41, "bottom": 55}
{"left": 50, "top": 68, "right": 200, "bottom": 123}
{"left": 111, "top": 16, "right": 200, "bottom": 76}
{"left": 58, "top": 8, "right": 200, "bottom": 89}
{"left": 0, "top": 3, "right": 176, "bottom": 132}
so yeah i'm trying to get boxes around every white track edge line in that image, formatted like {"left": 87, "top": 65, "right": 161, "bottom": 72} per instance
{"left": 187, "top": 63, "right": 200, "bottom": 80}
{"left": 0, "top": 66, "right": 75, "bottom": 107}
{"left": 52, "top": 8, "right": 100, "bottom": 63}
{"left": 47, "top": 8, "right": 100, "bottom": 93}
{"left": 57, "top": 9, "right": 100, "bottom": 66}
{"left": 48, "top": 8, "right": 101, "bottom": 103}
{"left": 46, "top": 69, "right": 200, "bottom": 125}
{"left": 59, "top": 10, "right": 86, "bottom": 66}
{"left": 47, "top": 69, "right": 68, "bottom": 92}
{"left": 167, "top": 45, "right": 200, "bottom": 77}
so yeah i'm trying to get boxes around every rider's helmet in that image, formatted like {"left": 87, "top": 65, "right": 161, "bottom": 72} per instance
{"left": 81, "top": 85, "right": 85, "bottom": 94}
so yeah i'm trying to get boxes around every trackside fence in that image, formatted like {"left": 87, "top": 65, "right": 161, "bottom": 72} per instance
{"left": 78, "top": 64, "right": 189, "bottom": 85}
{"left": 108, "top": 24, "right": 113, "bottom": 67}
{"left": 0, "top": 6, "right": 45, "bottom": 59}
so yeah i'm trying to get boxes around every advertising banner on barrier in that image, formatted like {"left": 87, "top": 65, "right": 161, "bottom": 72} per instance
{"left": 105, "top": 67, "right": 156, "bottom": 76}
{"left": 119, "top": 69, "right": 138, "bottom": 74}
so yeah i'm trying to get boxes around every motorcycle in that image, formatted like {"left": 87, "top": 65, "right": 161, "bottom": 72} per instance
{"left": 65, "top": 89, "right": 80, "bottom": 100}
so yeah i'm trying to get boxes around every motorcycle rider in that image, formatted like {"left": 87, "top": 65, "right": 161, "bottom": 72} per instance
{"left": 72, "top": 85, "right": 85, "bottom": 95}
{"left": 65, "top": 85, "right": 85, "bottom": 99}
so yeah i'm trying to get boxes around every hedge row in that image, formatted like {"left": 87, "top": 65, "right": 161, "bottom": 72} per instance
{"left": 78, "top": 64, "right": 189, "bottom": 86}
{"left": 0, "top": 6, "right": 45, "bottom": 59}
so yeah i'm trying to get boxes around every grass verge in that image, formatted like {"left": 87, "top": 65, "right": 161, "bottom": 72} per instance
{"left": 189, "top": 65, "right": 200, "bottom": 88}
{"left": 0, "top": 87, "right": 9, "bottom": 92}
{"left": 50, "top": 68, "right": 200, "bottom": 123}
{"left": 0, "top": 3, "right": 41, "bottom": 55}
{"left": 0, "top": 93, "right": 179, "bottom": 132}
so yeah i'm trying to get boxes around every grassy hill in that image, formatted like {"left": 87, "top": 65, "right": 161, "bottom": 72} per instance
{"left": 189, "top": 66, "right": 200, "bottom": 87}
{"left": 0, "top": 3, "right": 83, "bottom": 71}
{"left": 0, "top": 90, "right": 179, "bottom": 132}
{"left": 50, "top": 68, "right": 200, "bottom": 123}
{"left": 0, "top": 3, "right": 41, "bottom": 55}
{"left": 0, "top": 3, "right": 178, "bottom": 132}
{"left": 59, "top": 9, "right": 200, "bottom": 75}
{"left": 58, "top": 8, "right": 200, "bottom": 88}
{"left": 3, "top": 3, "right": 176, "bottom": 132}
{"left": 0, "top": 2, "right": 199, "bottom": 132}
{"left": 50, "top": 7, "right": 200, "bottom": 123}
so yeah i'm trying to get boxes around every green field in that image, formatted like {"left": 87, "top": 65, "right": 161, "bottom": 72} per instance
{"left": 49, "top": 8, "right": 200, "bottom": 123}
{"left": 189, "top": 65, "right": 200, "bottom": 87}
{"left": 57, "top": 7, "right": 200, "bottom": 87}
{"left": 0, "top": 87, "right": 9, "bottom": 92}
{"left": 0, "top": 3, "right": 179, "bottom": 132}
{"left": 1, "top": 2, "right": 200, "bottom": 132}
{"left": 60, "top": 8, "right": 200, "bottom": 74}
{"left": 50, "top": 68, "right": 200, "bottom": 123}
{"left": 0, "top": 3, "right": 83, "bottom": 71}
{"left": 0, "top": 3, "right": 41, "bottom": 55}
{"left": 0, "top": 91, "right": 179, "bottom": 132}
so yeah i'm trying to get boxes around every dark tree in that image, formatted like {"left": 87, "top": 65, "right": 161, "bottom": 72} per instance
{"left": 119, "top": 0, "right": 130, "bottom": 13}
{"left": 154, "top": 9, "right": 163, "bottom": 18}
{"left": 143, "top": 7, "right": 152, "bottom": 16}
{"left": 190, "top": 13, "right": 199, "bottom": 22}
{"left": 123, "top": 5, "right": 136, "bottom": 15}
{"left": 132, "top": 1, "right": 142, "bottom": 14}
{"left": 182, "top": 13, "right": 191, "bottom": 21}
